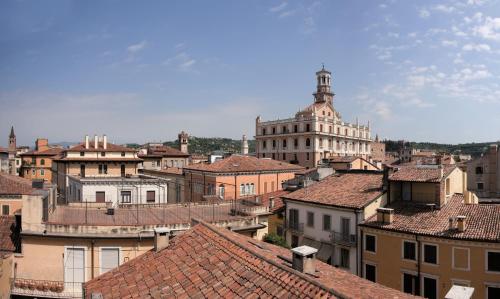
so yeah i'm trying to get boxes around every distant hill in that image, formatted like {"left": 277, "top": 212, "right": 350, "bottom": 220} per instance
{"left": 163, "top": 136, "right": 256, "bottom": 155}
{"left": 384, "top": 140, "right": 498, "bottom": 158}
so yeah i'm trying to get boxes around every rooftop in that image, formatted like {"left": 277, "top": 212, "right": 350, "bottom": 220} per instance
{"left": 0, "top": 172, "right": 35, "bottom": 195}
{"left": 184, "top": 154, "right": 304, "bottom": 173}
{"left": 0, "top": 216, "right": 19, "bottom": 254}
{"left": 66, "top": 141, "right": 136, "bottom": 153}
{"left": 284, "top": 172, "right": 385, "bottom": 209}
{"left": 361, "top": 194, "right": 500, "bottom": 242}
{"left": 20, "top": 147, "right": 63, "bottom": 156}
{"left": 139, "top": 145, "right": 189, "bottom": 158}
{"left": 389, "top": 165, "right": 456, "bottom": 183}
{"left": 84, "top": 221, "right": 415, "bottom": 299}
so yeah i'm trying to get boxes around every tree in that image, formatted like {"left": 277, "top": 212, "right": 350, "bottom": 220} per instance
{"left": 263, "top": 233, "right": 290, "bottom": 249}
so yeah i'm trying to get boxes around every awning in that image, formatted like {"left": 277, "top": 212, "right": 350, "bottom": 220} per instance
{"left": 317, "top": 243, "right": 334, "bottom": 262}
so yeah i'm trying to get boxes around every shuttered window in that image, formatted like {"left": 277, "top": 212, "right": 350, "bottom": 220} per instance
{"left": 147, "top": 190, "right": 155, "bottom": 202}
{"left": 64, "top": 247, "right": 85, "bottom": 291}
{"left": 100, "top": 248, "right": 120, "bottom": 274}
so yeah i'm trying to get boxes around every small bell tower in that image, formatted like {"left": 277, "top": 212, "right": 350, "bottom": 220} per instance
{"left": 313, "top": 64, "right": 334, "bottom": 105}
{"left": 8, "top": 126, "right": 16, "bottom": 154}
{"left": 178, "top": 131, "right": 189, "bottom": 154}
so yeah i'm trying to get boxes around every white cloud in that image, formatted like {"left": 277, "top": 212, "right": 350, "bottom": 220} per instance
{"left": 388, "top": 32, "right": 399, "bottom": 38}
{"left": 467, "top": 0, "right": 487, "bottom": 5}
{"left": 269, "top": 2, "right": 288, "bottom": 13}
{"left": 432, "top": 4, "right": 456, "bottom": 13}
{"left": 279, "top": 10, "right": 296, "bottom": 18}
{"left": 127, "top": 40, "right": 147, "bottom": 53}
{"left": 462, "top": 43, "right": 491, "bottom": 52}
{"left": 379, "top": 4, "right": 387, "bottom": 9}
{"left": 163, "top": 52, "right": 198, "bottom": 72}
{"left": 408, "top": 32, "right": 417, "bottom": 38}
{"left": 442, "top": 40, "right": 458, "bottom": 47}
{"left": 419, "top": 9, "right": 430, "bottom": 18}
{"left": 473, "top": 16, "right": 500, "bottom": 40}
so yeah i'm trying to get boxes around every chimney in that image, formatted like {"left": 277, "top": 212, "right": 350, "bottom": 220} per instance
{"left": 376, "top": 207, "right": 394, "bottom": 224}
{"left": 456, "top": 215, "right": 466, "bottom": 232}
{"left": 154, "top": 227, "right": 171, "bottom": 252}
{"left": 103, "top": 135, "right": 107, "bottom": 150}
{"left": 291, "top": 245, "right": 318, "bottom": 275}
{"left": 94, "top": 135, "right": 98, "bottom": 149}
{"left": 85, "top": 135, "right": 89, "bottom": 149}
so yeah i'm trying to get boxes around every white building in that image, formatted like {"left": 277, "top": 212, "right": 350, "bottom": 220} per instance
{"left": 282, "top": 171, "right": 387, "bottom": 275}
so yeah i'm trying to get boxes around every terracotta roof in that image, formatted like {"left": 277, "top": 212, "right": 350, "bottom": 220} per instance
{"left": 143, "top": 167, "right": 183, "bottom": 176}
{"left": 0, "top": 216, "right": 19, "bottom": 253}
{"left": 139, "top": 145, "right": 189, "bottom": 158}
{"left": 53, "top": 157, "right": 142, "bottom": 162}
{"left": 66, "top": 142, "right": 136, "bottom": 152}
{"left": 284, "top": 172, "right": 385, "bottom": 209}
{"left": 389, "top": 165, "right": 456, "bottom": 183}
{"left": 19, "top": 147, "right": 63, "bottom": 156}
{"left": 247, "top": 190, "right": 290, "bottom": 213}
{"left": 0, "top": 173, "right": 34, "bottom": 195}
{"left": 84, "top": 221, "right": 414, "bottom": 299}
{"left": 361, "top": 194, "right": 500, "bottom": 242}
{"left": 0, "top": 146, "right": 8, "bottom": 154}
{"left": 184, "top": 155, "right": 304, "bottom": 173}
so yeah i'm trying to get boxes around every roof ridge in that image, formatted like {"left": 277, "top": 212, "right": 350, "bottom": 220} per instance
{"left": 197, "top": 221, "right": 344, "bottom": 298}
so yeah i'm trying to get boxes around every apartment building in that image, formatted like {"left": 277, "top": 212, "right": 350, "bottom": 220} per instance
{"left": 141, "top": 167, "right": 185, "bottom": 203}
{"left": 139, "top": 132, "right": 191, "bottom": 170}
{"left": 282, "top": 172, "right": 387, "bottom": 275}
{"left": 255, "top": 66, "right": 372, "bottom": 168}
{"left": 324, "top": 156, "right": 379, "bottom": 171}
{"left": 359, "top": 165, "right": 500, "bottom": 299}
{"left": 183, "top": 155, "right": 304, "bottom": 202}
{"left": 0, "top": 172, "right": 42, "bottom": 216}
{"left": 467, "top": 144, "right": 500, "bottom": 200}
{"left": 84, "top": 221, "right": 414, "bottom": 299}
{"left": 19, "top": 138, "right": 63, "bottom": 182}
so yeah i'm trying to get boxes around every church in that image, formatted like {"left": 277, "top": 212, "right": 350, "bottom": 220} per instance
{"left": 255, "top": 66, "right": 372, "bottom": 168}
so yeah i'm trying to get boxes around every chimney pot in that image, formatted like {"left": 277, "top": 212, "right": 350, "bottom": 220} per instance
{"left": 377, "top": 207, "right": 394, "bottom": 224}
{"left": 85, "top": 135, "right": 89, "bottom": 149}
{"left": 154, "top": 227, "right": 171, "bottom": 252}
{"left": 94, "top": 135, "right": 98, "bottom": 149}
{"left": 291, "top": 245, "right": 318, "bottom": 275}
{"left": 456, "top": 215, "right": 466, "bottom": 232}
{"left": 103, "top": 135, "right": 107, "bottom": 150}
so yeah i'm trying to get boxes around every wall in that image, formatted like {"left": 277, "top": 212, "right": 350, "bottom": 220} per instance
{"left": 0, "top": 195, "right": 23, "bottom": 216}
{"left": 361, "top": 227, "right": 500, "bottom": 299}
{"left": 0, "top": 254, "right": 13, "bottom": 299}
{"left": 20, "top": 155, "right": 56, "bottom": 182}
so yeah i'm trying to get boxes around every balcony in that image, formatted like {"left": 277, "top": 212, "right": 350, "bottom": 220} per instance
{"left": 11, "top": 278, "right": 81, "bottom": 298}
{"left": 330, "top": 231, "right": 356, "bottom": 247}
{"left": 286, "top": 221, "right": 304, "bottom": 234}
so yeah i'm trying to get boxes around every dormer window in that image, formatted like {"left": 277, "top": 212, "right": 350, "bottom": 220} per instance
{"left": 101, "top": 152, "right": 105, "bottom": 157}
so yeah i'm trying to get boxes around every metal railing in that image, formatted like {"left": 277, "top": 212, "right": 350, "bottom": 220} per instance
{"left": 286, "top": 221, "right": 304, "bottom": 234}
{"left": 330, "top": 231, "right": 357, "bottom": 246}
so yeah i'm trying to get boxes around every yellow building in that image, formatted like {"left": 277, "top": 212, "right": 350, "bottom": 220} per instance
{"left": 360, "top": 165, "right": 500, "bottom": 299}
{"left": 20, "top": 138, "right": 63, "bottom": 182}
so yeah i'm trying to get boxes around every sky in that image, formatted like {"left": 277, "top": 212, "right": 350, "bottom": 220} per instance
{"left": 1, "top": 0, "right": 500, "bottom": 146}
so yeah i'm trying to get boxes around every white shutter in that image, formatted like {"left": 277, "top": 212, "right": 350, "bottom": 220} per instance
{"left": 101, "top": 248, "right": 120, "bottom": 274}
{"left": 64, "top": 247, "right": 85, "bottom": 291}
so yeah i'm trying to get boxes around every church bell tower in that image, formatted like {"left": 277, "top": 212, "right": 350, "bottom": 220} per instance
{"left": 313, "top": 65, "right": 334, "bottom": 105}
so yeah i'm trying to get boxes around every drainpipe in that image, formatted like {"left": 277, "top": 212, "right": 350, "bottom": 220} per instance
{"left": 360, "top": 226, "right": 364, "bottom": 278}
{"left": 416, "top": 234, "right": 421, "bottom": 296}
{"left": 91, "top": 239, "right": 95, "bottom": 279}
{"left": 355, "top": 211, "right": 360, "bottom": 276}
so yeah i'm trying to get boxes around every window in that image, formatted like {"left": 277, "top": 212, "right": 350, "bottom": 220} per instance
{"left": 262, "top": 128, "right": 266, "bottom": 135}
{"left": 446, "top": 178, "right": 450, "bottom": 195}
{"left": 365, "top": 264, "right": 376, "bottom": 282}
{"left": 365, "top": 235, "right": 376, "bottom": 253}
{"left": 319, "top": 138, "right": 323, "bottom": 148}
{"left": 121, "top": 164, "right": 126, "bottom": 177}
{"left": 340, "top": 248, "right": 350, "bottom": 268}
{"left": 2, "top": 205, "right": 9, "bottom": 215}
{"left": 98, "top": 164, "right": 108, "bottom": 174}
{"left": 294, "top": 125, "right": 298, "bottom": 133}
{"left": 323, "top": 214, "right": 331, "bottom": 231}
{"left": 289, "top": 209, "right": 299, "bottom": 230}
{"left": 146, "top": 191, "right": 155, "bottom": 203}
{"left": 305, "top": 138, "right": 311, "bottom": 147}
{"left": 32, "top": 169, "right": 36, "bottom": 175}
{"left": 282, "top": 126, "right": 287, "bottom": 133}
{"left": 32, "top": 157, "right": 36, "bottom": 164}
{"left": 403, "top": 241, "right": 416, "bottom": 261}
{"left": 402, "top": 273, "right": 418, "bottom": 295}
{"left": 121, "top": 191, "right": 131, "bottom": 203}
{"left": 40, "top": 159, "right": 45, "bottom": 165}
{"left": 219, "top": 184, "right": 225, "bottom": 199}
{"left": 40, "top": 169, "right": 44, "bottom": 176}
{"left": 320, "top": 124, "right": 323, "bottom": 132}
{"left": 250, "top": 183, "right": 255, "bottom": 195}
{"left": 80, "top": 165, "right": 85, "bottom": 177}
{"left": 423, "top": 244, "right": 438, "bottom": 264}
{"left": 272, "top": 140, "right": 276, "bottom": 148}
{"left": 240, "top": 184, "right": 245, "bottom": 196}
{"left": 487, "top": 285, "right": 500, "bottom": 299}
{"left": 80, "top": 152, "right": 84, "bottom": 157}
{"left": 101, "top": 152, "right": 105, "bottom": 157}
{"left": 477, "top": 182, "right": 484, "bottom": 190}
{"left": 306, "top": 124, "right": 310, "bottom": 132}
{"left": 282, "top": 153, "right": 286, "bottom": 160}
{"left": 345, "top": 129, "right": 348, "bottom": 135}
{"left": 64, "top": 247, "right": 85, "bottom": 291}
{"left": 96, "top": 191, "right": 105, "bottom": 203}
{"left": 263, "top": 140, "right": 267, "bottom": 149}
{"left": 422, "top": 276, "right": 437, "bottom": 299}
{"left": 475, "top": 166, "right": 483, "bottom": 174}
{"left": 282, "top": 139, "right": 287, "bottom": 148}
{"left": 306, "top": 212, "right": 314, "bottom": 227}
{"left": 487, "top": 251, "right": 500, "bottom": 272}
{"left": 294, "top": 139, "right": 298, "bottom": 148}
{"left": 100, "top": 248, "right": 120, "bottom": 274}
{"left": 272, "top": 127, "right": 276, "bottom": 134}
{"left": 121, "top": 152, "right": 125, "bottom": 157}
{"left": 329, "top": 126, "right": 332, "bottom": 133}
{"left": 306, "top": 152, "right": 310, "bottom": 160}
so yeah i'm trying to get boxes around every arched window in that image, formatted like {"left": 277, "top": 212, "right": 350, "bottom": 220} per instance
{"left": 245, "top": 183, "right": 250, "bottom": 195}
{"left": 219, "top": 184, "right": 225, "bottom": 199}
{"left": 283, "top": 139, "right": 287, "bottom": 148}
{"left": 320, "top": 124, "right": 323, "bottom": 132}
{"left": 250, "top": 183, "right": 255, "bottom": 195}
{"left": 345, "top": 129, "right": 348, "bottom": 136}
{"left": 40, "top": 159, "right": 45, "bottom": 166}
{"left": 306, "top": 138, "right": 311, "bottom": 147}
{"left": 240, "top": 184, "right": 245, "bottom": 196}
{"left": 319, "top": 138, "right": 323, "bottom": 148}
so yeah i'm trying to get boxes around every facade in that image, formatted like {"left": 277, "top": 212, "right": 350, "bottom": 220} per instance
{"left": 0, "top": 216, "right": 20, "bottom": 299}
{"left": 140, "top": 168, "right": 185, "bottom": 203}
{"left": 84, "top": 221, "right": 413, "bottom": 299}
{"left": 467, "top": 144, "right": 500, "bottom": 200}
{"left": 183, "top": 154, "right": 304, "bottom": 202}
{"left": 370, "top": 135, "right": 386, "bottom": 164}
{"left": 0, "top": 172, "right": 40, "bottom": 216}
{"left": 283, "top": 172, "right": 387, "bottom": 274}
{"left": 358, "top": 165, "right": 500, "bottom": 299}
{"left": 255, "top": 67, "right": 372, "bottom": 168}
{"left": 138, "top": 144, "right": 190, "bottom": 170}
{"left": 324, "top": 156, "right": 380, "bottom": 171}
{"left": 0, "top": 147, "right": 8, "bottom": 174}
{"left": 20, "top": 138, "right": 63, "bottom": 182}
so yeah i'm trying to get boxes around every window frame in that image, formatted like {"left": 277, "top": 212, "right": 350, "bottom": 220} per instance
{"left": 400, "top": 270, "right": 418, "bottom": 295}
{"left": 452, "top": 247, "right": 470, "bottom": 271}
{"left": 420, "top": 273, "right": 439, "bottom": 299}
{"left": 364, "top": 234, "right": 377, "bottom": 253}
{"left": 485, "top": 282, "right": 500, "bottom": 299}
{"left": 402, "top": 240, "right": 417, "bottom": 262}
{"left": 486, "top": 250, "right": 500, "bottom": 274}
{"left": 422, "top": 243, "right": 439, "bottom": 266}
{"left": 306, "top": 211, "right": 314, "bottom": 228}
{"left": 99, "top": 246, "right": 121, "bottom": 275}
{"left": 121, "top": 191, "right": 132, "bottom": 203}
{"left": 146, "top": 190, "right": 156, "bottom": 203}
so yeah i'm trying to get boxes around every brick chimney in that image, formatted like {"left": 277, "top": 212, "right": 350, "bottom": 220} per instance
{"left": 376, "top": 208, "right": 394, "bottom": 224}
{"left": 456, "top": 215, "right": 466, "bottom": 232}
{"left": 154, "top": 227, "right": 171, "bottom": 252}
{"left": 291, "top": 245, "right": 318, "bottom": 275}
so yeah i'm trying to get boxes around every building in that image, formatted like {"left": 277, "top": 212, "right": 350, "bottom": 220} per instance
{"left": 282, "top": 172, "right": 387, "bottom": 274}
{"left": 183, "top": 155, "right": 304, "bottom": 202}
{"left": 0, "top": 147, "right": 8, "bottom": 174}
{"left": 358, "top": 165, "right": 500, "bottom": 299}
{"left": 19, "top": 138, "right": 63, "bottom": 182}
{"left": 0, "top": 215, "right": 20, "bottom": 299}
{"left": 467, "top": 144, "right": 500, "bottom": 200}
{"left": 255, "top": 66, "right": 372, "bottom": 168}
{"left": 324, "top": 156, "right": 380, "bottom": 171}
{"left": 0, "top": 172, "right": 39, "bottom": 216}
{"left": 12, "top": 186, "right": 269, "bottom": 298}
{"left": 52, "top": 135, "right": 144, "bottom": 204}
{"left": 7, "top": 126, "right": 18, "bottom": 175}
{"left": 141, "top": 167, "right": 185, "bottom": 203}
{"left": 83, "top": 221, "right": 413, "bottom": 299}
{"left": 370, "top": 135, "right": 386, "bottom": 165}
{"left": 139, "top": 132, "right": 191, "bottom": 170}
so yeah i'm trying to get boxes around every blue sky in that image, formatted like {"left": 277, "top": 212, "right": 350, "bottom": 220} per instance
{"left": 1, "top": 0, "right": 500, "bottom": 146}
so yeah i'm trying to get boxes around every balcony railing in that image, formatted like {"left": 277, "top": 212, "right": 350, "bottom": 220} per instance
{"left": 330, "top": 231, "right": 357, "bottom": 246}
{"left": 11, "top": 278, "right": 82, "bottom": 298}
{"left": 286, "top": 221, "right": 304, "bottom": 234}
